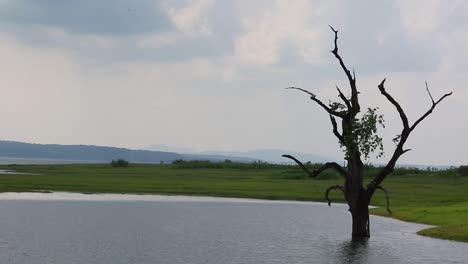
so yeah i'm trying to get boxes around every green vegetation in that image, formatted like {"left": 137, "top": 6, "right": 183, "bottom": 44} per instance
{"left": 110, "top": 159, "right": 130, "bottom": 168}
{"left": 458, "top": 165, "right": 468, "bottom": 176}
{"left": 0, "top": 161, "right": 467, "bottom": 242}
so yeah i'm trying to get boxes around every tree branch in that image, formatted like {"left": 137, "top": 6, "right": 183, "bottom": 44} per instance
{"left": 311, "top": 162, "right": 348, "bottom": 178}
{"left": 378, "top": 78, "right": 409, "bottom": 130}
{"left": 375, "top": 186, "right": 392, "bottom": 214}
{"left": 286, "top": 87, "right": 346, "bottom": 118}
{"left": 402, "top": 149, "right": 411, "bottom": 154}
{"left": 330, "top": 115, "right": 345, "bottom": 144}
{"left": 329, "top": 26, "right": 353, "bottom": 84}
{"left": 282, "top": 155, "right": 348, "bottom": 179}
{"left": 425, "top": 81, "right": 435, "bottom": 104}
{"left": 368, "top": 79, "right": 412, "bottom": 191}
{"left": 282, "top": 154, "right": 313, "bottom": 178}
{"left": 336, "top": 85, "right": 352, "bottom": 110}
{"left": 329, "top": 25, "right": 359, "bottom": 114}
{"left": 325, "top": 185, "right": 344, "bottom": 206}
{"left": 410, "top": 88, "right": 453, "bottom": 132}
{"left": 369, "top": 81, "right": 452, "bottom": 193}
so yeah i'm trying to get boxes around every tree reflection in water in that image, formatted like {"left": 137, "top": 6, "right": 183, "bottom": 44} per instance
{"left": 338, "top": 239, "right": 369, "bottom": 264}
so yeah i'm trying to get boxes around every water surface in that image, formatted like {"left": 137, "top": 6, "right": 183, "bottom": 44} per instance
{"left": 0, "top": 157, "right": 103, "bottom": 165}
{"left": 0, "top": 193, "right": 466, "bottom": 264}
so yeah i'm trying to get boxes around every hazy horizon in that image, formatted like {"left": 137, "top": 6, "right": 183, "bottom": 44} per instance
{"left": 0, "top": 139, "right": 458, "bottom": 167}
{"left": 0, "top": 1, "right": 466, "bottom": 166}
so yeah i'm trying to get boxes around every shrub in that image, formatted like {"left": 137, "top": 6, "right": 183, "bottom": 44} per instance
{"left": 110, "top": 159, "right": 129, "bottom": 168}
{"left": 171, "top": 159, "right": 290, "bottom": 170}
{"left": 458, "top": 165, "right": 468, "bottom": 176}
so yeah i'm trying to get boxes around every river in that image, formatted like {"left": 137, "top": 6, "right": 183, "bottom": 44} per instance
{"left": 0, "top": 193, "right": 466, "bottom": 264}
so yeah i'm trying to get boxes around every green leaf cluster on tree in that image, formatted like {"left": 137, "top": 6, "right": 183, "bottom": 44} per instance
{"left": 342, "top": 107, "right": 385, "bottom": 160}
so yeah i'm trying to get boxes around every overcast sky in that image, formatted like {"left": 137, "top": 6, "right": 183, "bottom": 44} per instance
{"left": 0, "top": 0, "right": 466, "bottom": 165}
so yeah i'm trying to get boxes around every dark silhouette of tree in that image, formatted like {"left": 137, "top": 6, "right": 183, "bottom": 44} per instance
{"left": 110, "top": 159, "right": 129, "bottom": 167}
{"left": 283, "top": 26, "right": 452, "bottom": 239}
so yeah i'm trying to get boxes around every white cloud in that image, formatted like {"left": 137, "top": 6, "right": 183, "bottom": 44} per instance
{"left": 398, "top": 0, "right": 443, "bottom": 38}
{"left": 398, "top": 0, "right": 468, "bottom": 37}
{"left": 135, "top": 32, "right": 179, "bottom": 49}
{"left": 233, "top": 0, "right": 329, "bottom": 65}
{"left": 42, "top": 26, "right": 118, "bottom": 49}
{"left": 163, "top": 0, "right": 214, "bottom": 35}
{"left": 398, "top": 0, "right": 468, "bottom": 74}
{"left": 437, "top": 29, "right": 468, "bottom": 74}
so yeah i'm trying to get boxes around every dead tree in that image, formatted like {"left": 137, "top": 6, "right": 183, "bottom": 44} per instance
{"left": 283, "top": 26, "right": 452, "bottom": 239}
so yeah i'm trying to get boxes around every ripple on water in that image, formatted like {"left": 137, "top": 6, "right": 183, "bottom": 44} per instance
{"left": 0, "top": 192, "right": 466, "bottom": 264}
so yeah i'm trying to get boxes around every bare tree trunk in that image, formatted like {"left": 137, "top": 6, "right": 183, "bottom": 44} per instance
{"left": 345, "top": 157, "right": 370, "bottom": 239}
{"left": 350, "top": 187, "right": 370, "bottom": 238}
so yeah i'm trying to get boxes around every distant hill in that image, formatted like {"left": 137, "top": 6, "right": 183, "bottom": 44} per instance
{"left": 146, "top": 144, "right": 195, "bottom": 154}
{"left": 0, "top": 141, "right": 181, "bottom": 163}
{"left": 146, "top": 144, "right": 256, "bottom": 162}
{"left": 201, "top": 149, "right": 337, "bottom": 164}
{"left": 146, "top": 145, "right": 336, "bottom": 164}
{"left": 0, "top": 141, "right": 257, "bottom": 164}
{"left": 179, "top": 153, "right": 256, "bottom": 163}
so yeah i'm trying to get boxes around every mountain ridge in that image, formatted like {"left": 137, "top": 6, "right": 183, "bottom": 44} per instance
{"left": 146, "top": 144, "right": 337, "bottom": 164}
{"left": 0, "top": 140, "right": 261, "bottom": 164}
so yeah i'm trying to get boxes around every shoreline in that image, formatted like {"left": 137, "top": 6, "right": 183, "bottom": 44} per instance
{"left": 0, "top": 191, "right": 349, "bottom": 206}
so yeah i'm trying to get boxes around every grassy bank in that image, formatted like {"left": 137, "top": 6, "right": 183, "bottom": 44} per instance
{"left": 0, "top": 162, "right": 467, "bottom": 242}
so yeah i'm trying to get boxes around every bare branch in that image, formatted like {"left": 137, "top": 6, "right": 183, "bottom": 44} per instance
{"left": 376, "top": 186, "right": 392, "bottom": 214}
{"left": 378, "top": 78, "right": 409, "bottom": 130}
{"left": 329, "top": 25, "right": 339, "bottom": 53}
{"left": 282, "top": 154, "right": 313, "bottom": 178}
{"left": 282, "top": 155, "right": 348, "bottom": 179}
{"left": 435, "top": 92, "right": 453, "bottom": 104}
{"left": 410, "top": 90, "right": 453, "bottom": 132}
{"left": 325, "top": 185, "right": 344, "bottom": 206}
{"left": 311, "top": 162, "right": 348, "bottom": 178}
{"left": 329, "top": 115, "right": 345, "bottom": 144}
{"left": 286, "top": 87, "right": 346, "bottom": 117}
{"left": 370, "top": 81, "right": 452, "bottom": 193}
{"left": 402, "top": 149, "right": 411, "bottom": 154}
{"left": 425, "top": 81, "right": 435, "bottom": 104}
{"left": 329, "top": 26, "right": 359, "bottom": 114}
{"left": 311, "top": 97, "right": 344, "bottom": 117}
{"left": 286, "top": 86, "right": 316, "bottom": 98}
{"left": 336, "top": 85, "right": 352, "bottom": 109}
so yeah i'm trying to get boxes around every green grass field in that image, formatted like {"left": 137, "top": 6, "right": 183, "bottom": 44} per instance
{"left": 0, "top": 162, "right": 467, "bottom": 242}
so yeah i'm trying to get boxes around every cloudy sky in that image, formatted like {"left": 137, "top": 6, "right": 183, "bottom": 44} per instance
{"left": 0, "top": 0, "right": 466, "bottom": 165}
